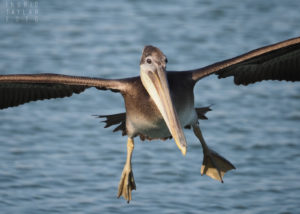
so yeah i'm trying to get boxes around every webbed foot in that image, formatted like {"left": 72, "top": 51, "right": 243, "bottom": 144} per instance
{"left": 117, "top": 165, "right": 136, "bottom": 203}
{"left": 193, "top": 124, "right": 235, "bottom": 182}
{"left": 201, "top": 147, "right": 235, "bottom": 182}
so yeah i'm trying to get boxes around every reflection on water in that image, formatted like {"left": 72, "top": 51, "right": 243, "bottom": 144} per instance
{"left": 0, "top": 0, "right": 300, "bottom": 213}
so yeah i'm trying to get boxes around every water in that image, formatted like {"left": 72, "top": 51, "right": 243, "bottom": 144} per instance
{"left": 0, "top": 0, "right": 300, "bottom": 213}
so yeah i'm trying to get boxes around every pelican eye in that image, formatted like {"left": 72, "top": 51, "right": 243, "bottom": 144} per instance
{"left": 146, "top": 58, "right": 152, "bottom": 64}
{"left": 165, "top": 58, "right": 168, "bottom": 63}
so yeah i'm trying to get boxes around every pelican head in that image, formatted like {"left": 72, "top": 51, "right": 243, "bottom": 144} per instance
{"left": 140, "top": 46, "right": 187, "bottom": 155}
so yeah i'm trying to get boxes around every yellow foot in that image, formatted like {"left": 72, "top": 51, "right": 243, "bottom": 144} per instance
{"left": 201, "top": 148, "right": 235, "bottom": 183}
{"left": 117, "top": 167, "right": 136, "bottom": 203}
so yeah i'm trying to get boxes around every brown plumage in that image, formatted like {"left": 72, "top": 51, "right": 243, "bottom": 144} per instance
{"left": 96, "top": 106, "right": 212, "bottom": 138}
{"left": 1, "top": 37, "right": 299, "bottom": 110}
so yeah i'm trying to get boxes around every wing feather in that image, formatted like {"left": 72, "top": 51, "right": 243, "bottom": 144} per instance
{"left": 0, "top": 73, "right": 130, "bottom": 109}
{"left": 191, "top": 37, "right": 300, "bottom": 85}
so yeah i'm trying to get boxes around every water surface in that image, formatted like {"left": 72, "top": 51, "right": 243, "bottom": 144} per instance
{"left": 0, "top": 0, "right": 300, "bottom": 213}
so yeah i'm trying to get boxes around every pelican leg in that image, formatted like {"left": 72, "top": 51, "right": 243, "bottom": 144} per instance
{"left": 192, "top": 124, "right": 235, "bottom": 183}
{"left": 117, "top": 137, "right": 136, "bottom": 203}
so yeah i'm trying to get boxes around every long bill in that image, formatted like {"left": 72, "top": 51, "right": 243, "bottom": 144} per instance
{"left": 140, "top": 64, "right": 187, "bottom": 155}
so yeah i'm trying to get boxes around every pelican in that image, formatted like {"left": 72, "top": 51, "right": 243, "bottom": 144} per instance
{"left": 1, "top": 37, "right": 300, "bottom": 202}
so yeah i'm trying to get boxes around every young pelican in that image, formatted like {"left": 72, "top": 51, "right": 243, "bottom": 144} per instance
{"left": 1, "top": 37, "right": 300, "bottom": 202}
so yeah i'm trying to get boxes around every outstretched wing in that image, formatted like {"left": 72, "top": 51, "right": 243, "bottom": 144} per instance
{"left": 190, "top": 37, "right": 300, "bottom": 85}
{"left": 0, "top": 73, "right": 130, "bottom": 110}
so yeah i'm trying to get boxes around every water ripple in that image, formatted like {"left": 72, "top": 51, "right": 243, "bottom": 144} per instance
{"left": 1, "top": 0, "right": 300, "bottom": 213}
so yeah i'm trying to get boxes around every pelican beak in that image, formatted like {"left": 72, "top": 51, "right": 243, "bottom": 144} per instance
{"left": 140, "top": 63, "right": 187, "bottom": 155}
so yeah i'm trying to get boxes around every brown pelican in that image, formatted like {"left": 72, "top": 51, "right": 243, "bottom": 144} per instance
{"left": 1, "top": 37, "right": 300, "bottom": 202}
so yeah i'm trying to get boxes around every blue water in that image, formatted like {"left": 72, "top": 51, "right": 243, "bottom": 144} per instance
{"left": 1, "top": 0, "right": 300, "bottom": 213}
